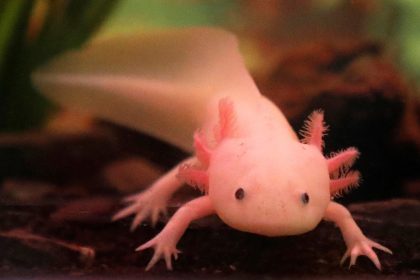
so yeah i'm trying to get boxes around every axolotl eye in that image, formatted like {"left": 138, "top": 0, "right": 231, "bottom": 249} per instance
{"left": 235, "top": 188, "right": 245, "bottom": 200}
{"left": 301, "top": 192, "right": 310, "bottom": 205}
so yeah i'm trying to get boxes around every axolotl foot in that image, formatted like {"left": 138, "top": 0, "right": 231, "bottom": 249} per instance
{"left": 137, "top": 196, "right": 214, "bottom": 270}
{"left": 136, "top": 234, "right": 181, "bottom": 271}
{"left": 112, "top": 158, "right": 194, "bottom": 230}
{"left": 324, "top": 202, "right": 392, "bottom": 270}
{"left": 112, "top": 190, "right": 169, "bottom": 231}
{"left": 340, "top": 237, "right": 392, "bottom": 270}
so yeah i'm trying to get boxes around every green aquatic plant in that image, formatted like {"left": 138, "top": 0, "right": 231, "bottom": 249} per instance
{"left": 0, "top": 0, "right": 118, "bottom": 131}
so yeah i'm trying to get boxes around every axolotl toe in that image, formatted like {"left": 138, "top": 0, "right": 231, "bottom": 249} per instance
{"left": 116, "top": 96, "right": 392, "bottom": 271}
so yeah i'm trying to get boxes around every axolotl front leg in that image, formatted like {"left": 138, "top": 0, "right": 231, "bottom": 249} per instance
{"left": 138, "top": 196, "right": 214, "bottom": 270}
{"left": 323, "top": 202, "right": 392, "bottom": 270}
{"left": 113, "top": 156, "right": 198, "bottom": 230}
{"left": 113, "top": 155, "right": 214, "bottom": 271}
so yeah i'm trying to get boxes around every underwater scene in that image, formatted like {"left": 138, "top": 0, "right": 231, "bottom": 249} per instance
{"left": 0, "top": 0, "right": 419, "bottom": 279}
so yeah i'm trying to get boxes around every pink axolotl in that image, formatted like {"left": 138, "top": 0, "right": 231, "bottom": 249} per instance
{"left": 32, "top": 27, "right": 391, "bottom": 271}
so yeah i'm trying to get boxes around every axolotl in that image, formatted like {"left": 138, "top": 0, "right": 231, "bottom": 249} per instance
{"left": 32, "top": 27, "right": 392, "bottom": 271}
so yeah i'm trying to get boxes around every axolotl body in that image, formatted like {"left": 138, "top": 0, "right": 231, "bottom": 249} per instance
{"left": 32, "top": 27, "right": 392, "bottom": 271}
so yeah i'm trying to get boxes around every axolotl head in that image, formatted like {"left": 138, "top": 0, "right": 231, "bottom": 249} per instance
{"left": 208, "top": 137, "right": 330, "bottom": 237}
{"left": 178, "top": 101, "right": 361, "bottom": 237}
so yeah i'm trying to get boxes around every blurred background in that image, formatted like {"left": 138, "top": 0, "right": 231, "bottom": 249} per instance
{"left": 0, "top": 0, "right": 419, "bottom": 276}
{"left": 0, "top": 0, "right": 418, "bottom": 200}
{"left": 1, "top": 0, "right": 420, "bottom": 126}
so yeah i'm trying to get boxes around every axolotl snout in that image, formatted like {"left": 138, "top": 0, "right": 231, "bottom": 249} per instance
{"left": 32, "top": 27, "right": 392, "bottom": 271}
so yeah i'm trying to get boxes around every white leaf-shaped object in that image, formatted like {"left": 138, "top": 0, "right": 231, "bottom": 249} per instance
{"left": 32, "top": 27, "right": 260, "bottom": 151}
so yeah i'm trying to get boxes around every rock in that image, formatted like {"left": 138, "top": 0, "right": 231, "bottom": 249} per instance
{"left": 103, "top": 158, "right": 163, "bottom": 194}
{"left": 1, "top": 179, "right": 55, "bottom": 202}
{"left": 257, "top": 40, "right": 419, "bottom": 201}
{"left": 0, "top": 198, "right": 419, "bottom": 277}
{"left": 50, "top": 197, "right": 118, "bottom": 223}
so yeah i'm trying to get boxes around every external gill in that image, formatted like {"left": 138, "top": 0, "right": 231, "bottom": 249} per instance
{"left": 300, "top": 109, "right": 328, "bottom": 151}
{"left": 177, "top": 164, "right": 209, "bottom": 193}
{"left": 176, "top": 130, "right": 212, "bottom": 193}
{"left": 300, "top": 110, "right": 361, "bottom": 198}
{"left": 177, "top": 97, "right": 238, "bottom": 192}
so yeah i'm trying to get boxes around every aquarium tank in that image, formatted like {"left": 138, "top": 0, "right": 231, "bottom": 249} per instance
{"left": 0, "top": 0, "right": 419, "bottom": 278}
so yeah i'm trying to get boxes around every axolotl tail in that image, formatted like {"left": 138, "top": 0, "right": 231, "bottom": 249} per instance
{"left": 32, "top": 27, "right": 260, "bottom": 152}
